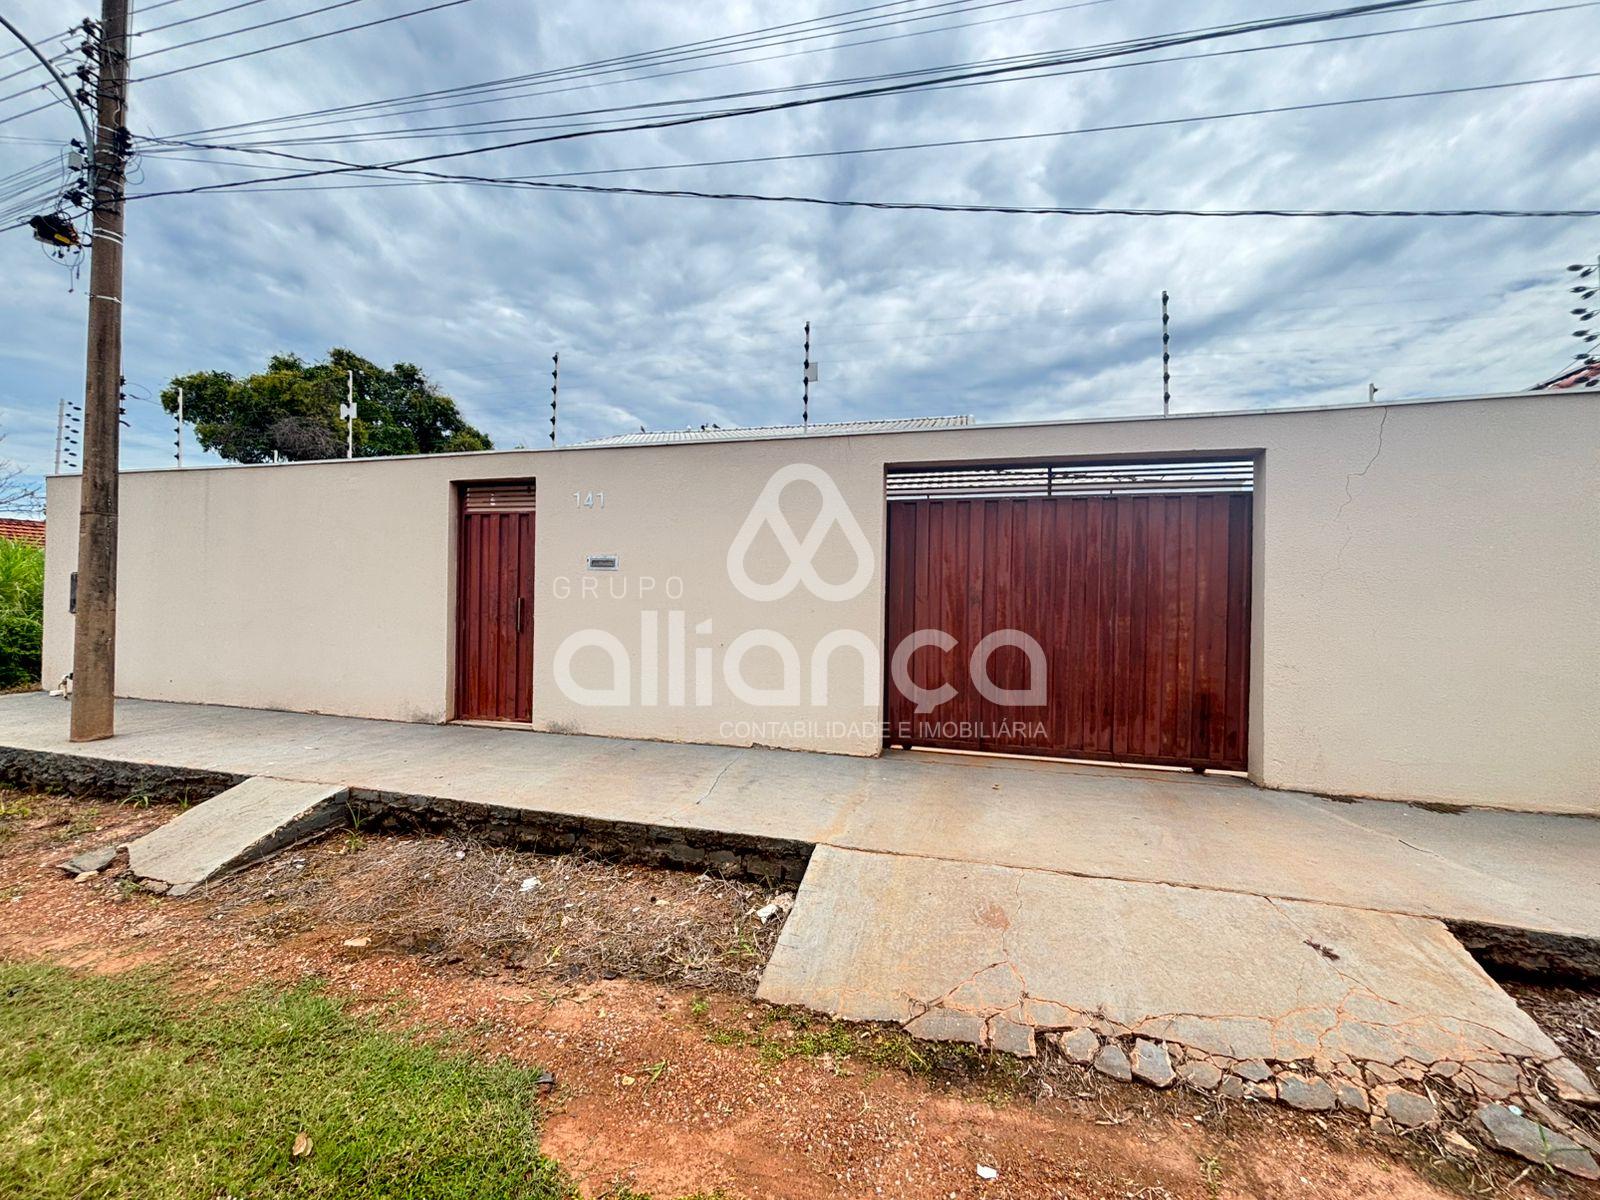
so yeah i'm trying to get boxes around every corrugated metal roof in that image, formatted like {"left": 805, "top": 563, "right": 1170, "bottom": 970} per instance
{"left": 577, "top": 415, "right": 973, "bottom": 447}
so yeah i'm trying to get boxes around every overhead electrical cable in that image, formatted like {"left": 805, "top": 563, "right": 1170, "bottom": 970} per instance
{"left": 157, "top": 0, "right": 1564, "bottom": 155}
{"left": 129, "top": 0, "right": 1457, "bottom": 196}
{"left": 134, "top": 0, "right": 374, "bottom": 60}
{"left": 141, "top": 70, "right": 1600, "bottom": 190}
{"left": 134, "top": 0, "right": 477, "bottom": 82}
{"left": 166, "top": 0, "right": 1046, "bottom": 138}
{"left": 168, "top": 0, "right": 1592, "bottom": 153}
{"left": 124, "top": 138, "right": 1599, "bottom": 219}
{"left": 137, "top": 0, "right": 280, "bottom": 38}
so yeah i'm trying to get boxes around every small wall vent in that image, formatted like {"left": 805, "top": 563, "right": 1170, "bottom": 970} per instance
{"left": 462, "top": 482, "right": 537, "bottom": 513}
{"left": 887, "top": 459, "right": 1253, "bottom": 500}
{"left": 585, "top": 554, "right": 620, "bottom": 572}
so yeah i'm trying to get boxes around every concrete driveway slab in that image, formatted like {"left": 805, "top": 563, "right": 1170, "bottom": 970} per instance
{"left": 758, "top": 845, "right": 1598, "bottom": 1108}
{"left": 0, "top": 694, "right": 1595, "bottom": 940}
{"left": 124, "top": 776, "right": 348, "bottom": 893}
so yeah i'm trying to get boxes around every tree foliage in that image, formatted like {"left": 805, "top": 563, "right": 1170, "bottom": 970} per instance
{"left": 0, "top": 538, "right": 43, "bottom": 688}
{"left": 160, "top": 348, "right": 492, "bottom": 464}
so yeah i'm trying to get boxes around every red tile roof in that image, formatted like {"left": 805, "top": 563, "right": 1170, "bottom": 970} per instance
{"left": 0, "top": 518, "right": 45, "bottom": 547}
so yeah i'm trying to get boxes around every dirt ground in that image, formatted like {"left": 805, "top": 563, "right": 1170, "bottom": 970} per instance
{"left": 2, "top": 789, "right": 1595, "bottom": 1200}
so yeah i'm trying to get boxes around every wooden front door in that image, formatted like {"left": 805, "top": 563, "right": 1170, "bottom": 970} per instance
{"left": 455, "top": 482, "right": 536, "bottom": 722}
{"left": 884, "top": 491, "right": 1251, "bottom": 770}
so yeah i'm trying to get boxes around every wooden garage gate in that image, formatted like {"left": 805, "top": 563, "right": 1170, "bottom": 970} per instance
{"left": 455, "top": 481, "right": 537, "bottom": 723}
{"left": 884, "top": 461, "right": 1253, "bottom": 771}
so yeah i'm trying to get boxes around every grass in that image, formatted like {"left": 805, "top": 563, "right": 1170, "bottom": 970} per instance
{"left": 697, "top": 1003, "right": 1027, "bottom": 1091}
{"left": 0, "top": 962, "right": 572, "bottom": 1199}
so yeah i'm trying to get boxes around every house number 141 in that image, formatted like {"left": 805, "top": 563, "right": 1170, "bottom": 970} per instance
{"left": 573, "top": 491, "right": 605, "bottom": 509}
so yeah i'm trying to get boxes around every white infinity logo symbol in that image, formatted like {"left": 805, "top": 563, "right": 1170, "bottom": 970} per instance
{"left": 726, "top": 463, "right": 875, "bottom": 602}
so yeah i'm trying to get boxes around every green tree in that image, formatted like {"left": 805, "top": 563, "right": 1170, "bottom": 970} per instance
{"left": 160, "top": 348, "right": 492, "bottom": 464}
{"left": 0, "top": 538, "right": 43, "bottom": 688}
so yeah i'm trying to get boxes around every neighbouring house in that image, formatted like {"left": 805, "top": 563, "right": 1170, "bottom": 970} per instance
{"left": 0, "top": 518, "right": 45, "bottom": 547}
{"left": 40, "top": 388, "right": 1600, "bottom": 816}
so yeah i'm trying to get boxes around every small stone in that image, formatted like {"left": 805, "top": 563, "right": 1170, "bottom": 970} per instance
{"left": 141, "top": 879, "right": 169, "bottom": 895}
{"left": 73, "top": 871, "right": 98, "bottom": 883}
{"left": 1217, "top": 1075, "right": 1246, "bottom": 1101}
{"left": 1279, "top": 1074, "right": 1336, "bottom": 1111}
{"left": 1243, "top": 1081, "right": 1276, "bottom": 1102}
{"left": 1365, "top": 1063, "right": 1403, "bottom": 1086}
{"left": 1334, "top": 1082, "right": 1371, "bottom": 1113}
{"left": 1524, "top": 1097, "right": 1600, "bottom": 1155}
{"left": 168, "top": 883, "right": 194, "bottom": 898}
{"left": 1093, "top": 1043, "right": 1132, "bottom": 1083}
{"left": 1463, "top": 1061, "right": 1519, "bottom": 1100}
{"left": 1233, "top": 1059, "right": 1272, "bottom": 1083}
{"left": 1178, "top": 1061, "right": 1224, "bottom": 1092}
{"left": 342, "top": 937, "right": 371, "bottom": 949}
{"left": 1476, "top": 1104, "right": 1600, "bottom": 1180}
{"left": 1130, "top": 1039, "right": 1176, "bottom": 1088}
{"left": 975, "top": 1164, "right": 999, "bottom": 1182}
{"left": 1542, "top": 1057, "right": 1600, "bottom": 1106}
{"left": 1057, "top": 1027, "right": 1100, "bottom": 1065}
{"left": 59, "top": 845, "right": 116, "bottom": 876}
{"left": 1394, "top": 1060, "right": 1426, "bottom": 1082}
{"left": 1429, "top": 1060, "right": 1461, "bottom": 1080}
{"left": 1384, "top": 1090, "right": 1438, "bottom": 1129}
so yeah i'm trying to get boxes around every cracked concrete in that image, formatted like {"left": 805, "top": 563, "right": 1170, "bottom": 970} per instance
{"left": 124, "top": 776, "right": 349, "bottom": 893}
{"left": 758, "top": 846, "right": 1598, "bottom": 1115}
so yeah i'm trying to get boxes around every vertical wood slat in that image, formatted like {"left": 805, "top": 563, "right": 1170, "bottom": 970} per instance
{"left": 883, "top": 490, "right": 1250, "bottom": 770}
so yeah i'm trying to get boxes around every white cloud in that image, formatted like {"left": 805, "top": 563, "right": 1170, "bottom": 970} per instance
{"left": 1, "top": 0, "right": 1595, "bottom": 486}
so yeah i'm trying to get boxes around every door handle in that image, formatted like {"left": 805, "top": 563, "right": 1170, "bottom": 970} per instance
{"left": 515, "top": 596, "right": 524, "bottom": 633}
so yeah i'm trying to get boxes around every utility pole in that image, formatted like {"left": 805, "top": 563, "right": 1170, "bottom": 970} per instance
{"left": 339, "top": 370, "right": 356, "bottom": 458}
{"left": 1368, "top": 382, "right": 1379, "bottom": 403}
{"left": 173, "top": 385, "right": 183, "bottom": 466}
{"left": 1161, "top": 291, "right": 1171, "bottom": 416}
{"left": 70, "top": 0, "right": 130, "bottom": 743}
{"left": 54, "top": 398, "right": 66, "bottom": 474}
{"left": 549, "top": 353, "right": 558, "bottom": 445}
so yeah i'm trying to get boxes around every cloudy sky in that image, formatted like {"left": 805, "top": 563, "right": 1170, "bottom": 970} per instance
{"left": 0, "top": 0, "right": 1595, "bottom": 490}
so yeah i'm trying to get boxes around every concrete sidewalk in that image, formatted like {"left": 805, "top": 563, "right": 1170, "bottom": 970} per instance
{"left": 5, "top": 693, "right": 1598, "bottom": 1162}
{"left": 0, "top": 693, "right": 1594, "bottom": 939}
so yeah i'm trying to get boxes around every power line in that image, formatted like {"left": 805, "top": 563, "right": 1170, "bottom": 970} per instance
{"left": 127, "top": 147, "right": 1600, "bottom": 218}
{"left": 0, "top": 47, "right": 73, "bottom": 90}
{"left": 161, "top": 0, "right": 1485, "bottom": 148}
{"left": 151, "top": 70, "right": 1592, "bottom": 187}
{"left": 137, "top": 0, "right": 279, "bottom": 38}
{"left": 185, "top": 0, "right": 1104, "bottom": 146}
{"left": 134, "top": 0, "right": 373, "bottom": 60}
{"left": 165, "top": 0, "right": 1043, "bottom": 139}
{"left": 130, "top": 1, "right": 1456, "bottom": 194}
{"left": 134, "top": 0, "right": 480, "bottom": 82}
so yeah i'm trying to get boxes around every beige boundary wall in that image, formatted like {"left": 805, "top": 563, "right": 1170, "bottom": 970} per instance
{"left": 42, "top": 391, "right": 1600, "bottom": 815}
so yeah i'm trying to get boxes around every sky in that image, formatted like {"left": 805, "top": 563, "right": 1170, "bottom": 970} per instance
{"left": 0, "top": 0, "right": 1595, "bottom": 496}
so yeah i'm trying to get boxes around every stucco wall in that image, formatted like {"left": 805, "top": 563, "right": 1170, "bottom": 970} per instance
{"left": 42, "top": 392, "right": 1600, "bottom": 814}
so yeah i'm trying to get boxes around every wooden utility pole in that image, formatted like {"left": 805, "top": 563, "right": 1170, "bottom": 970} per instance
{"left": 71, "top": 0, "right": 130, "bottom": 742}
